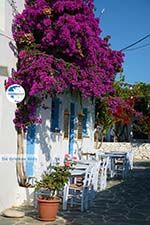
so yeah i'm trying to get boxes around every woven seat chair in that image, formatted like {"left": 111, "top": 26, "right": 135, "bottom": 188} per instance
{"left": 62, "top": 164, "right": 96, "bottom": 212}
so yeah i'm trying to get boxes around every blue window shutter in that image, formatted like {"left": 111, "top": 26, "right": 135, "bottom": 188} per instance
{"left": 82, "top": 108, "right": 88, "bottom": 136}
{"left": 26, "top": 125, "right": 36, "bottom": 177}
{"left": 69, "top": 103, "right": 75, "bottom": 155}
{"left": 51, "top": 97, "right": 60, "bottom": 132}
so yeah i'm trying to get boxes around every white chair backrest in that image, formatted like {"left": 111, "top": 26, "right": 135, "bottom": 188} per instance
{"left": 91, "top": 161, "right": 101, "bottom": 186}
{"left": 95, "top": 152, "right": 102, "bottom": 161}
{"left": 83, "top": 164, "right": 95, "bottom": 187}
{"left": 101, "top": 156, "right": 109, "bottom": 171}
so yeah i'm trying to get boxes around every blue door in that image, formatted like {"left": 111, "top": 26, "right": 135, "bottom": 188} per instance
{"left": 69, "top": 103, "right": 75, "bottom": 155}
{"left": 26, "top": 125, "right": 36, "bottom": 177}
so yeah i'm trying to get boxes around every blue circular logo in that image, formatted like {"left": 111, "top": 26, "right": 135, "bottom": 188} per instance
{"left": 6, "top": 84, "right": 25, "bottom": 103}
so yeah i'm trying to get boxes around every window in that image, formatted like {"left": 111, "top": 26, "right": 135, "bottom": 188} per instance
{"left": 63, "top": 110, "right": 69, "bottom": 139}
{"left": 0, "top": 66, "right": 8, "bottom": 77}
{"left": 51, "top": 98, "right": 60, "bottom": 132}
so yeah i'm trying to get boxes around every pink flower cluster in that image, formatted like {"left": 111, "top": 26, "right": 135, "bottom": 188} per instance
{"left": 7, "top": 0, "right": 124, "bottom": 130}
{"left": 64, "top": 154, "right": 77, "bottom": 168}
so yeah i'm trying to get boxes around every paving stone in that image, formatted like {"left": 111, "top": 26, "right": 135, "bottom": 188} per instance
{"left": 1, "top": 162, "right": 150, "bottom": 224}
{"left": 0, "top": 217, "right": 20, "bottom": 225}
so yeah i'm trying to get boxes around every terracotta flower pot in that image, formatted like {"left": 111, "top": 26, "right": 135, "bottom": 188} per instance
{"left": 37, "top": 197, "right": 61, "bottom": 221}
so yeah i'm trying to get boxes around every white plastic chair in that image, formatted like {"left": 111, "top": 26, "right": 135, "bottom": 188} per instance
{"left": 98, "top": 156, "right": 109, "bottom": 190}
{"left": 91, "top": 161, "right": 102, "bottom": 191}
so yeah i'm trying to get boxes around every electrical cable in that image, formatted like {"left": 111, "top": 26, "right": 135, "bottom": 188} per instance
{"left": 120, "top": 34, "right": 150, "bottom": 51}
{"left": 123, "top": 43, "right": 150, "bottom": 52}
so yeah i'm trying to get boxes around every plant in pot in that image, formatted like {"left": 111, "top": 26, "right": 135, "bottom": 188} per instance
{"left": 35, "top": 155, "right": 77, "bottom": 221}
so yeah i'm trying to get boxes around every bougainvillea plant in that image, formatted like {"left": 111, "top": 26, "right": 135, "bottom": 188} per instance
{"left": 95, "top": 80, "right": 143, "bottom": 141}
{"left": 132, "top": 85, "right": 150, "bottom": 136}
{"left": 5, "top": 0, "right": 124, "bottom": 131}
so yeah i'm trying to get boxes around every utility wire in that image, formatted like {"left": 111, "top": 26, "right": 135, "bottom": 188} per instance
{"left": 120, "top": 34, "right": 150, "bottom": 51}
{"left": 125, "top": 42, "right": 150, "bottom": 52}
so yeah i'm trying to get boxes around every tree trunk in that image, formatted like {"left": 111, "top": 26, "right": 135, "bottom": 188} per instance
{"left": 16, "top": 128, "right": 28, "bottom": 187}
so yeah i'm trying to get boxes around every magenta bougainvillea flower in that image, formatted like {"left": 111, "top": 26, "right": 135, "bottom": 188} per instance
{"left": 6, "top": 0, "right": 124, "bottom": 130}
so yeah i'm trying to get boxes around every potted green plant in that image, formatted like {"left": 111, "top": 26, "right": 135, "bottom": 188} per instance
{"left": 35, "top": 155, "right": 77, "bottom": 221}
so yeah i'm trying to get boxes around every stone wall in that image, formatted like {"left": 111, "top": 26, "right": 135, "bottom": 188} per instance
{"left": 95, "top": 142, "right": 150, "bottom": 161}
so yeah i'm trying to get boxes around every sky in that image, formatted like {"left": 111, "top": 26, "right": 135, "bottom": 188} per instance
{"left": 94, "top": 0, "right": 150, "bottom": 84}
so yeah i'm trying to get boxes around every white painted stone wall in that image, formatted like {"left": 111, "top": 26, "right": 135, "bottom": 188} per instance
{"left": 0, "top": 0, "right": 24, "bottom": 74}
{"left": 0, "top": 0, "right": 34, "bottom": 213}
{"left": 94, "top": 142, "right": 150, "bottom": 161}
{"left": 0, "top": 76, "right": 34, "bottom": 212}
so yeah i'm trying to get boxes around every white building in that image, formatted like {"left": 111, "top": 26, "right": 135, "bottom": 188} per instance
{"left": 0, "top": 0, "right": 34, "bottom": 212}
{"left": 0, "top": 0, "right": 95, "bottom": 212}
{"left": 26, "top": 92, "right": 95, "bottom": 179}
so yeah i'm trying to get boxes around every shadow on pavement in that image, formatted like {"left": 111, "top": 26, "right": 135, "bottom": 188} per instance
{"left": 1, "top": 161, "right": 150, "bottom": 225}
{"left": 59, "top": 161, "right": 150, "bottom": 225}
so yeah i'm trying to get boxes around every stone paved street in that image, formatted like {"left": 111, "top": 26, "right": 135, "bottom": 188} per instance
{"left": 1, "top": 161, "right": 150, "bottom": 225}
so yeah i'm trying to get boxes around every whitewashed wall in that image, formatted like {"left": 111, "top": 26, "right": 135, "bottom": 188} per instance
{"left": 0, "top": 0, "right": 24, "bottom": 73}
{"left": 0, "top": 77, "right": 34, "bottom": 212}
{"left": 0, "top": 76, "right": 17, "bottom": 212}
{"left": 0, "top": 0, "right": 33, "bottom": 213}
{"left": 0, "top": 0, "right": 96, "bottom": 212}
{"left": 31, "top": 93, "right": 95, "bottom": 178}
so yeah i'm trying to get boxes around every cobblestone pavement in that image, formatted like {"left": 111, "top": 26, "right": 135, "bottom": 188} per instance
{"left": 1, "top": 161, "right": 150, "bottom": 225}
